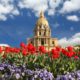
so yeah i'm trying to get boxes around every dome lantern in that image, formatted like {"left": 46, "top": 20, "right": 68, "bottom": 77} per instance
{"left": 40, "top": 11, "right": 44, "bottom": 18}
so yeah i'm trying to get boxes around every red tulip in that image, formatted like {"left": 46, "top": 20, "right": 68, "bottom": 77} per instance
{"left": 27, "top": 43, "right": 36, "bottom": 53}
{"left": 55, "top": 46, "right": 61, "bottom": 52}
{"left": 4, "top": 47, "right": 11, "bottom": 53}
{"left": 31, "top": 47, "right": 36, "bottom": 54}
{"left": 61, "top": 48, "right": 75, "bottom": 58}
{"left": 20, "top": 42, "right": 26, "bottom": 49}
{"left": 51, "top": 49, "right": 60, "bottom": 59}
{"left": 66, "top": 51, "right": 74, "bottom": 58}
{"left": 22, "top": 49, "right": 27, "bottom": 56}
{"left": 0, "top": 47, "right": 3, "bottom": 53}
{"left": 14, "top": 48, "right": 20, "bottom": 53}
{"left": 52, "top": 53, "right": 60, "bottom": 59}
{"left": 10, "top": 47, "right": 15, "bottom": 53}
{"left": 39, "top": 46, "right": 46, "bottom": 53}
{"left": 51, "top": 49, "right": 59, "bottom": 54}
{"left": 67, "top": 46, "right": 73, "bottom": 51}
{"left": 61, "top": 49, "right": 68, "bottom": 55}
{"left": 74, "top": 56, "right": 79, "bottom": 59}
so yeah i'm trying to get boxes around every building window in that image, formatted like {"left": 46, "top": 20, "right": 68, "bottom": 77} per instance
{"left": 40, "top": 26, "right": 41, "bottom": 29}
{"left": 31, "top": 41, "right": 33, "bottom": 44}
{"left": 52, "top": 41, "right": 54, "bottom": 44}
{"left": 41, "top": 39, "right": 44, "bottom": 45}
{"left": 40, "top": 25, "right": 45, "bottom": 29}
{"left": 44, "top": 32, "right": 46, "bottom": 36}
{"left": 39, "top": 32, "right": 41, "bottom": 35}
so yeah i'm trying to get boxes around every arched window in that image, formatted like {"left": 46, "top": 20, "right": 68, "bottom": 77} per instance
{"left": 39, "top": 32, "right": 41, "bottom": 35}
{"left": 40, "top": 25, "right": 41, "bottom": 29}
{"left": 44, "top": 32, "right": 46, "bottom": 36}
{"left": 52, "top": 41, "right": 54, "bottom": 44}
{"left": 31, "top": 41, "right": 33, "bottom": 44}
{"left": 40, "top": 24, "right": 45, "bottom": 29}
{"left": 41, "top": 39, "right": 44, "bottom": 45}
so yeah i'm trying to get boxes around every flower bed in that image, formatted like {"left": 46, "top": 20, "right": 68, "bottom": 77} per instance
{"left": 0, "top": 63, "right": 53, "bottom": 80}
{"left": 0, "top": 42, "right": 80, "bottom": 80}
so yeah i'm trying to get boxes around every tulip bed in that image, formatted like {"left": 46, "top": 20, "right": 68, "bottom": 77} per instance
{"left": 0, "top": 42, "right": 80, "bottom": 80}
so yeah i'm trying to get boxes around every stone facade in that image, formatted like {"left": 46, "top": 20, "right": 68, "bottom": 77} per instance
{"left": 27, "top": 11, "right": 58, "bottom": 51}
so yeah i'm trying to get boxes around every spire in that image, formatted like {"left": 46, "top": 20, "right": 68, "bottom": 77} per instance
{"left": 40, "top": 11, "right": 44, "bottom": 18}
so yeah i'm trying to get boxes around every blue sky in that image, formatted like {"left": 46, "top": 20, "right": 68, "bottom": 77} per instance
{"left": 0, "top": 0, "right": 80, "bottom": 47}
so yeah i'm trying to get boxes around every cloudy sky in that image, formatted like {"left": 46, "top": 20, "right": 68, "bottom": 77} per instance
{"left": 0, "top": 0, "right": 80, "bottom": 47}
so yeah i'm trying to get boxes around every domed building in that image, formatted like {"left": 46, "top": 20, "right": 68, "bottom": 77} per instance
{"left": 27, "top": 11, "right": 58, "bottom": 51}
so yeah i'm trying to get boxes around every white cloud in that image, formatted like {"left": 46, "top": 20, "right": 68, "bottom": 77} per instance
{"left": 12, "top": 9, "right": 20, "bottom": 16}
{"left": 18, "top": 0, "right": 48, "bottom": 16}
{"left": 73, "top": 33, "right": 80, "bottom": 38}
{"left": 58, "top": 33, "right": 80, "bottom": 47}
{"left": 18, "top": 0, "right": 62, "bottom": 16}
{"left": 60, "top": 0, "right": 80, "bottom": 13}
{"left": 67, "top": 15, "right": 79, "bottom": 21}
{"left": 0, "top": 44, "right": 10, "bottom": 47}
{"left": 0, "top": 0, "right": 62, "bottom": 20}
{"left": 0, "top": 0, "right": 80, "bottom": 21}
{"left": 0, "top": 0, "right": 19, "bottom": 21}
{"left": 0, "top": 15, "right": 7, "bottom": 21}
{"left": 48, "top": 9, "right": 55, "bottom": 15}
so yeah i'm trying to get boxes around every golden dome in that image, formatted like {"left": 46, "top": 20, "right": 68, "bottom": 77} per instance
{"left": 36, "top": 11, "right": 49, "bottom": 26}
